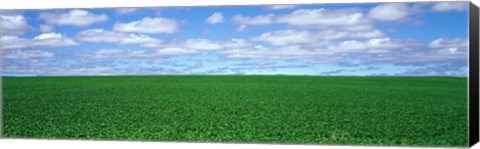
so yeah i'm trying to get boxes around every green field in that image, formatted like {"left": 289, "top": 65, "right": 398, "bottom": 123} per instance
{"left": 1, "top": 75, "right": 468, "bottom": 146}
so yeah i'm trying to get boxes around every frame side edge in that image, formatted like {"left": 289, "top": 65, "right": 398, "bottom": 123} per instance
{"left": 469, "top": 1, "right": 480, "bottom": 147}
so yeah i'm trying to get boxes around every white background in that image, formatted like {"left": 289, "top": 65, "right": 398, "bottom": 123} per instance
{"left": 0, "top": 0, "right": 479, "bottom": 149}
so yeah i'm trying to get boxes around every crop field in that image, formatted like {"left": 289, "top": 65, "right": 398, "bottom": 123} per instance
{"left": 1, "top": 75, "right": 468, "bottom": 146}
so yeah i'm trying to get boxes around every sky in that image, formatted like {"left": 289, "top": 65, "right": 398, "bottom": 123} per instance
{"left": 0, "top": 2, "right": 470, "bottom": 76}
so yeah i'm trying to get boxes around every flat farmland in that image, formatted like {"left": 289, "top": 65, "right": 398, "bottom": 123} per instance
{"left": 1, "top": 76, "right": 468, "bottom": 146}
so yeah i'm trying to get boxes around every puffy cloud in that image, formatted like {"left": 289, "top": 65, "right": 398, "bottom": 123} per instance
{"left": 231, "top": 8, "right": 375, "bottom": 32}
{"left": 39, "top": 24, "right": 54, "bottom": 32}
{"left": 326, "top": 38, "right": 423, "bottom": 53}
{"left": 183, "top": 38, "right": 223, "bottom": 50}
{"left": 276, "top": 8, "right": 372, "bottom": 30}
{"left": 117, "top": 33, "right": 415, "bottom": 66}
{"left": 431, "top": 2, "right": 468, "bottom": 12}
{"left": 235, "top": 24, "right": 247, "bottom": 32}
{"left": 1, "top": 33, "right": 78, "bottom": 49}
{"left": 120, "top": 34, "right": 162, "bottom": 45}
{"left": 218, "top": 45, "right": 331, "bottom": 61}
{"left": 368, "top": 3, "right": 409, "bottom": 21}
{"left": 206, "top": 12, "right": 224, "bottom": 24}
{"left": 116, "top": 8, "right": 137, "bottom": 15}
{"left": 113, "top": 17, "right": 178, "bottom": 34}
{"left": 214, "top": 37, "right": 431, "bottom": 66}
{"left": 81, "top": 48, "right": 197, "bottom": 59}
{"left": 428, "top": 38, "right": 468, "bottom": 49}
{"left": 76, "top": 29, "right": 162, "bottom": 46}
{"left": 38, "top": 9, "right": 109, "bottom": 26}
{"left": 142, "top": 37, "right": 252, "bottom": 50}
{"left": 77, "top": 29, "right": 122, "bottom": 43}
{"left": 3, "top": 49, "right": 53, "bottom": 59}
{"left": 316, "top": 29, "right": 351, "bottom": 40}
{"left": 1, "top": 14, "right": 32, "bottom": 35}
{"left": 207, "top": 62, "right": 309, "bottom": 74}
{"left": 2, "top": 60, "right": 120, "bottom": 76}
{"left": 34, "top": 32, "right": 62, "bottom": 40}
{"left": 350, "top": 29, "right": 385, "bottom": 38}
{"left": 252, "top": 29, "right": 315, "bottom": 46}
{"left": 1, "top": 35, "right": 28, "bottom": 49}
{"left": 268, "top": 5, "right": 297, "bottom": 10}
{"left": 31, "top": 32, "right": 79, "bottom": 47}
{"left": 232, "top": 14, "right": 275, "bottom": 25}
{"left": 400, "top": 60, "right": 468, "bottom": 76}
{"left": 1, "top": 57, "right": 192, "bottom": 76}
{"left": 338, "top": 37, "right": 468, "bottom": 66}
{"left": 192, "top": 38, "right": 252, "bottom": 49}
{"left": 222, "top": 38, "right": 252, "bottom": 48}
{"left": 428, "top": 38, "right": 468, "bottom": 54}
{"left": 251, "top": 29, "right": 384, "bottom": 46}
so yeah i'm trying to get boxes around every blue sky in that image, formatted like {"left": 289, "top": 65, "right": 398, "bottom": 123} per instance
{"left": 0, "top": 2, "right": 470, "bottom": 76}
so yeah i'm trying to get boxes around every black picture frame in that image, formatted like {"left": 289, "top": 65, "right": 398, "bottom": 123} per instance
{"left": 469, "top": 1, "right": 479, "bottom": 147}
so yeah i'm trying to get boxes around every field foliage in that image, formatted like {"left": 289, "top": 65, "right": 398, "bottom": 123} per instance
{"left": 2, "top": 76, "right": 468, "bottom": 146}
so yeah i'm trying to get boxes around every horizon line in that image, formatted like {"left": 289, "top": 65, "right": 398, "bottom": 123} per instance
{"left": 0, "top": 74, "right": 468, "bottom": 78}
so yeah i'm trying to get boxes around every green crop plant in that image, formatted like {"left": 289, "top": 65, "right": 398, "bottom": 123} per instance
{"left": 1, "top": 75, "right": 468, "bottom": 147}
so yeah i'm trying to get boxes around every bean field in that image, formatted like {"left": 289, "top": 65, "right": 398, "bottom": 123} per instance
{"left": 1, "top": 75, "right": 468, "bottom": 146}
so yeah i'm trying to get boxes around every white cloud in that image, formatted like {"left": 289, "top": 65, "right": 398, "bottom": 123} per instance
{"left": 326, "top": 38, "right": 423, "bottom": 53}
{"left": 142, "top": 37, "right": 252, "bottom": 50}
{"left": 401, "top": 64, "right": 467, "bottom": 76}
{"left": 76, "top": 29, "right": 162, "bottom": 46}
{"left": 1, "top": 14, "right": 31, "bottom": 35}
{"left": 64, "top": 67, "right": 117, "bottom": 75}
{"left": 2, "top": 57, "right": 189, "bottom": 76}
{"left": 78, "top": 36, "right": 252, "bottom": 58}
{"left": 268, "top": 5, "right": 297, "bottom": 10}
{"left": 121, "top": 34, "right": 162, "bottom": 45}
{"left": 82, "top": 48, "right": 197, "bottom": 59}
{"left": 82, "top": 49, "right": 144, "bottom": 59}
{"left": 1, "top": 35, "right": 29, "bottom": 49}
{"left": 209, "top": 62, "right": 308, "bottom": 74}
{"left": 113, "top": 17, "right": 179, "bottom": 34}
{"left": 3, "top": 49, "right": 54, "bottom": 59}
{"left": 368, "top": 3, "right": 409, "bottom": 21}
{"left": 116, "top": 8, "right": 137, "bottom": 15}
{"left": 251, "top": 29, "right": 384, "bottom": 46}
{"left": 38, "top": 9, "right": 109, "bottom": 26}
{"left": 183, "top": 38, "right": 223, "bottom": 50}
{"left": 140, "top": 42, "right": 165, "bottom": 48}
{"left": 320, "top": 37, "right": 468, "bottom": 66}
{"left": 222, "top": 38, "right": 252, "bottom": 48}
{"left": 252, "top": 29, "right": 314, "bottom": 46}
{"left": 235, "top": 24, "right": 247, "bottom": 32}
{"left": 331, "top": 40, "right": 367, "bottom": 51}
{"left": 218, "top": 45, "right": 333, "bottom": 62}
{"left": 153, "top": 47, "right": 198, "bottom": 56}
{"left": 231, "top": 8, "right": 377, "bottom": 32}
{"left": 316, "top": 29, "right": 351, "bottom": 40}
{"left": 232, "top": 14, "right": 275, "bottom": 25}
{"left": 34, "top": 32, "right": 62, "bottom": 40}
{"left": 77, "top": 29, "right": 124, "bottom": 43}
{"left": 206, "top": 12, "right": 224, "bottom": 24}
{"left": 431, "top": 2, "right": 468, "bottom": 12}
{"left": 428, "top": 38, "right": 468, "bottom": 54}
{"left": 1, "top": 33, "right": 78, "bottom": 49}
{"left": 428, "top": 38, "right": 468, "bottom": 49}
{"left": 350, "top": 29, "right": 385, "bottom": 38}
{"left": 32, "top": 32, "right": 79, "bottom": 47}
{"left": 39, "top": 24, "right": 53, "bottom": 32}
{"left": 276, "top": 8, "right": 371, "bottom": 30}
